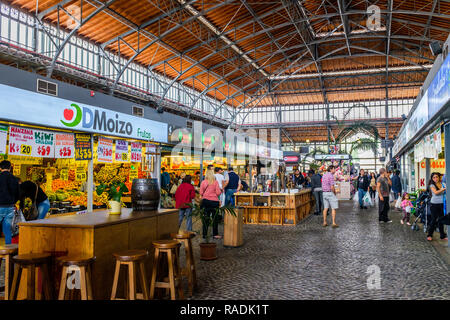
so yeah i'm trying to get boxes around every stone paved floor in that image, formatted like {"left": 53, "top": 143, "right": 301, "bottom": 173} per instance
{"left": 186, "top": 200, "right": 450, "bottom": 300}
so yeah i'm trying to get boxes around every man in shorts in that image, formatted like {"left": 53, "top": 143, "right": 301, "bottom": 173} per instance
{"left": 322, "top": 165, "right": 339, "bottom": 228}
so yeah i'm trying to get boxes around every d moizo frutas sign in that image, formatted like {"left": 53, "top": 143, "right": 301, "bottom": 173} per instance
{"left": 0, "top": 84, "right": 167, "bottom": 143}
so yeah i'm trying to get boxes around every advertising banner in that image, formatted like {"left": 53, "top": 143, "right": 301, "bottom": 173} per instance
{"left": 428, "top": 54, "right": 450, "bottom": 119}
{"left": 130, "top": 142, "right": 142, "bottom": 162}
{"left": 0, "top": 125, "right": 7, "bottom": 155}
{"left": 115, "top": 140, "right": 129, "bottom": 162}
{"left": 8, "top": 126, "right": 54, "bottom": 158}
{"left": 55, "top": 133, "right": 74, "bottom": 159}
{"left": 97, "top": 137, "right": 113, "bottom": 163}
{"left": 0, "top": 84, "right": 168, "bottom": 143}
{"left": 74, "top": 133, "right": 92, "bottom": 161}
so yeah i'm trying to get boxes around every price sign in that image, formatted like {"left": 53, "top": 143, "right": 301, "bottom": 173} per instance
{"left": 13, "top": 164, "right": 20, "bottom": 176}
{"left": 97, "top": 137, "right": 113, "bottom": 163}
{"left": 76, "top": 166, "right": 87, "bottom": 181}
{"left": 74, "top": 134, "right": 92, "bottom": 161}
{"left": 60, "top": 168, "right": 69, "bottom": 181}
{"left": 115, "top": 140, "right": 129, "bottom": 162}
{"left": 55, "top": 133, "right": 74, "bottom": 159}
{"left": 129, "top": 167, "right": 138, "bottom": 181}
{"left": 131, "top": 142, "right": 142, "bottom": 162}
{"left": 9, "top": 126, "right": 54, "bottom": 158}
{"left": 0, "top": 125, "right": 7, "bottom": 155}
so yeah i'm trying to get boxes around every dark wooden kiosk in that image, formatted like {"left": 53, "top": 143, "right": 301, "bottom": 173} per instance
{"left": 17, "top": 208, "right": 178, "bottom": 300}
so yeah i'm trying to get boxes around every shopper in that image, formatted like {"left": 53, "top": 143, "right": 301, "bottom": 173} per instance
{"left": 160, "top": 167, "right": 171, "bottom": 192}
{"left": 426, "top": 173, "right": 447, "bottom": 241}
{"left": 357, "top": 169, "right": 371, "bottom": 209}
{"left": 175, "top": 175, "right": 196, "bottom": 232}
{"left": 400, "top": 193, "right": 413, "bottom": 226}
{"left": 391, "top": 170, "right": 402, "bottom": 200}
{"left": 310, "top": 169, "right": 323, "bottom": 216}
{"left": 322, "top": 165, "right": 339, "bottom": 228}
{"left": 293, "top": 170, "right": 305, "bottom": 188}
{"left": 214, "top": 167, "right": 225, "bottom": 206}
{"left": 0, "top": 160, "right": 20, "bottom": 244}
{"left": 376, "top": 168, "right": 392, "bottom": 223}
{"left": 200, "top": 169, "right": 222, "bottom": 239}
{"left": 223, "top": 167, "right": 240, "bottom": 207}
{"left": 369, "top": 172, "right": 377, "bottom": 201}
{"left": 19, "top": 180, "right": 50, "bottom": 220}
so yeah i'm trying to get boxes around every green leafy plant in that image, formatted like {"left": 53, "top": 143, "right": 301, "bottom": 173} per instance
{"left": 189, "top": 202, "right": 236, "bottom": 244}
{"left": 96, "top": 181, "right": 129, "bottom": 202}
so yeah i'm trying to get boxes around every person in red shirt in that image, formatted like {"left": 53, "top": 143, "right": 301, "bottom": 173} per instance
{"left": 175, "top": 175, "right": 196, "bottom": 231}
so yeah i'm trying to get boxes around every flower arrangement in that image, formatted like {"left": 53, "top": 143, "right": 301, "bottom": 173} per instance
{"left": 95, "top": 182, "right": 129, "bottom": 202}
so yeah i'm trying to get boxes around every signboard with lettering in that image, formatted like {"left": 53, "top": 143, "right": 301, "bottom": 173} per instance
{"left": 0, "top": 125, "right": 7, "bottom": 155}
{"left": 97, "top": 137, "right": 113, "bottom": 163}
{"left": 8, "top": 126, "right": 55, "bottom": 158}
{"left": 428, "top": 53, "right": 450, "bottom": 119}
{"left": 131, "top": 142, "right": 142, "bottom": 162}
{"left": 55, "top": 133, "right": 74, "bottom": 159}
{"left": 76, "top": 166, "right": 87, "bottom": 181}
{"left": 74, "top": 133, "right": 92, "bottom": 161}
{"left": 115, "top": 140, "right": 129, "bottom": 162}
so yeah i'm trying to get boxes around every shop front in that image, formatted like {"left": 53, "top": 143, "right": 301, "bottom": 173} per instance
{"left": 0, "top": 84, "right": 167, "bottom": 215}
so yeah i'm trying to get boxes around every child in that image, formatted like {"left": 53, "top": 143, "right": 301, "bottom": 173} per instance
{"left": 401, "top": 193, "right": 413, "bottom": 225}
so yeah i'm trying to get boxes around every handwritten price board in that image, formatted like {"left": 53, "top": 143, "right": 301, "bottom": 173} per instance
{"left": 130, "top": 142, "right": 142, "bottom": 163}
{"left": 129, "top": 167, "right": 139, "bottom": 181}
{"left": 76, "top": 166, "right": 87, "bottom": 181}
{"left": 97, "top": 137, "right": 113, "bottom": 163}
{"left": 60, "top": 168, "right": 69, "bottom": 181}
{"left": 115, "top": 140, "right": 129, "bottom": 162}
{"left": 74, "top": 134, "right": 92, "bottom": 161}
{"left": 55, "top": 133, "right": 74, "bottom": 159}
{"left": 8, "top": 126, "right": 55, "bottom": 158}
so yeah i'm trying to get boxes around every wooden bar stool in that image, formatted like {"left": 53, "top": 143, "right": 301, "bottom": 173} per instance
{"left": 57, "top": 256, "right": 95, "bottom": 300}
{"left": 171, "top": 232, "right": 197, "bottom": 297}
{"left": 149, "top": 240, "right": 184, "bottom": 300}
{"left": 111, "top": 249, "right": 149, "bottom": 300}
{"left": 10, "top": 253, "right": 52, "bottom": 300}
{"left": 0, "top": 244, "right": 18, "bottom": 300}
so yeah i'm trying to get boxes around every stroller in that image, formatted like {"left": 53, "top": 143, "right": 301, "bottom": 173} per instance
{"left": 411, "top": 191, "right": 431, "bottom": 232}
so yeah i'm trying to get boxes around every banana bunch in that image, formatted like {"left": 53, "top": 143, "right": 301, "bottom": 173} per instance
{"left": 94, "top": 167, "right": 116, "bottom": 184}
{"left": 93, "top": 192, "right": 109, "bottom": 206}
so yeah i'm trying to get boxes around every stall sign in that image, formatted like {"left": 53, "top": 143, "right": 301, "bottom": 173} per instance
{"left": 76, "top": 166, "right": 87, "bottom": 181}
{"left": 97, "top": 137, "right": 113, "bottom": 163}
{"left": 55, "top": 133, "right": 74, "bottom": 159}
{"left": 0, "top": 84, "right": 168, "bottom": 143}
{"left": 146, "top": 144, "right": 157, "bottom": 154}
{"left": 8, "top": 126, "right": 55, "bottom": 158}
{"left": 60, "top": 168, "right": 69, "bottom": 181}
{"left": 115, "top": 140, "right": 129, "bottom": 162}
{"left": 129, "top": 167, "right": 139, "bottom": 181}
{"left": 130, "top": 142, "right": 142, "bottom": 162}
{"left": 74, "top": 133, "right": 92, "bottom": 161}
{"left": 428, "top": 53, "right": 450, "bottom": 119}
{"left": 13, "top": 164, "right": 20, "bottom": 176}
{"left": 0, "top": 125, "right": 7, "bottom": 155}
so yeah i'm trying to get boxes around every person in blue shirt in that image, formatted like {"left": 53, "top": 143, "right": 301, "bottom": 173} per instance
{"left": 160, "top": 167, "right": 171, "bottom": 192}
{"left": 391, "top": 170, "right": 402, "bottom": 200}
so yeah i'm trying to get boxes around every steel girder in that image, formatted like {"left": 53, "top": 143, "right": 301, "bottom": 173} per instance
{"left": 42, "top": 0, "right": 119, "bottom": 77}
{"left": 337, "top": 0, "right": 352, "bottom": 56}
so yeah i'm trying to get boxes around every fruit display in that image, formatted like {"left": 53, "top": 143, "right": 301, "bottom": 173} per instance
{"left": 51, "top": 179, "right": 80, "bottom": 191}
{"left": 93, "top": 192, "right": 108, "bottom": 207}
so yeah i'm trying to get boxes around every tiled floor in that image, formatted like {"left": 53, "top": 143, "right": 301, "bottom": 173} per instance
{"left": 187, "top": 200, "right": 450, "bottom": 300}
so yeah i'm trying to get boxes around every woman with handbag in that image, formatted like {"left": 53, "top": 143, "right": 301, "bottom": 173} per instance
{"left": 369, "top": 172, "right": 377, "bottom": 201}
{"left": 199, "top": 169, "right": 222, "bottom": 239}
{"left": 19, "top": 180, "right": 50, "bottom": 220}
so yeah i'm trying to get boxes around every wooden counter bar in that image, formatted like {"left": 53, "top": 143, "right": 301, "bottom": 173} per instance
{"left": 17, "top": 208, "right": 178, "bottom": 300}
{"left": 235, "top": 189, "right": 315, "bottom": 226}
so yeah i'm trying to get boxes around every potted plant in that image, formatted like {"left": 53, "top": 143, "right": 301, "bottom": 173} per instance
{"left": 96, "top": 181, "right": 129, "bottom": 214}
{"left": 190, "top": 203, "right": 236, "bottom": 260}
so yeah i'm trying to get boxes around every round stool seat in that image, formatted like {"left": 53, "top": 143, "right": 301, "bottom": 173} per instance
{"left": 13, "top": 253, "right": 51, "bottom": 265}
{"left": 57, "top": 255, "right": 96, "bottom": 266}
{"left": 113, "top": 249, "right": 148, "bottom": 262}
{"left": 0, "top": 244, "right": 19, "bottom": 255}
{"left": 152, "top": 240, "right": 180, "bottom": 249}
{"left": 170, "top": 231, "right": 196, "bottom": 240}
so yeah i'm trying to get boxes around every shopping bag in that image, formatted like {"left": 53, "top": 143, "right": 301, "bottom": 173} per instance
{"left": 363, "top": 192, "right": 373, "bottom": 207}
{"left": 395, "top": 197, "right": 402, "bottom": 209}
{"left": 11, "top": 208, "right": 25, "bottom": 237}
{"left": 389, "top": 191, "right": 395, "bottom": 203}
{"left": 405, "top": 206, "right": 411, "bottom": 213}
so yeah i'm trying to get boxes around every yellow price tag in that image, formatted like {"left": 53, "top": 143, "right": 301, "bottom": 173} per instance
{"left": 20, "top": 144, "right": 32, "bottom": 155}
{"left": 121, "top": 153, "right": 128, "bottom": 161}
